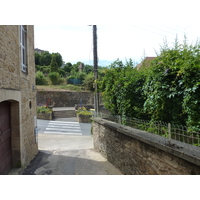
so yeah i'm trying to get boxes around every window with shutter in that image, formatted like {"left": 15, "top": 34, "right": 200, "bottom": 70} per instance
{"left": 20, "top": 25, "right": 27, "bottom": 73}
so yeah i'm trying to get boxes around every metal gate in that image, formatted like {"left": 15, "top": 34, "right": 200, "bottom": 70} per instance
{"left": 0, "top": 101, "right": 12, "bottom": 175}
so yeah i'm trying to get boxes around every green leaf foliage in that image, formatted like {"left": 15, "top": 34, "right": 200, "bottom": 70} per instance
{"left": 48, "top": 72, "right": 65, "bottom": 85}
{"left": 143, "top": 36, "right": 200, "bottom": 128}
{"left": 82, "top": 73, "right": 95, "bottom": 91}
{"left": 50, "top": 55, "right": 59, "bottom": 72}
{"left": 36, "top": 71, "right": 48, "bottom": 85}
{"left": 100, "top": 59, "right": 150, "bottom": 118}
{"left": 101, "top": 36, "right": 200, "bottom": 131}
{"left": 39, "top": 51, "right": 52, "bottom": 66}
{"left": 52, "top": 52, "right": 63, "bottom": 68}
{"left": 37, "top": 106, "right": 52, "bottom": 114}
{"left": 63, "top": 62, "right": 73, "bottom": 73}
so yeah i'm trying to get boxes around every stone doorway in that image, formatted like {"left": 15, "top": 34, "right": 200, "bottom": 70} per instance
{"left": 0, "top": 101, "right": 12, "bottom": 175}
{"left": 0, "top": 100, "right": 21, "bottom": 174}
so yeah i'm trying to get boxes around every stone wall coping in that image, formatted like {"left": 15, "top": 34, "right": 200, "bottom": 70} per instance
{"left": 93, "top": 117, "right": 200, "bottom": 167}
{"left": 53, "top": 107, "right": 75, "bottom": 111}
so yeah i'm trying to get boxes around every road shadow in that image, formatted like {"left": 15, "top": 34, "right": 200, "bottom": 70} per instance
{"left": 22, "top": 150, "right": 52, "bottom": 175}
{"left": 22, "top": 149, "right": 123, "bottom": 175}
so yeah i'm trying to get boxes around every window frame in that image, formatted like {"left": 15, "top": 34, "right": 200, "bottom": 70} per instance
{"left": 20, "top": 25, "right": 28, "bottom": 73}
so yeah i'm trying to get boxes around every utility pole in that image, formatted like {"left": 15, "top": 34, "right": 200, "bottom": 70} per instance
{"left": 93, "top": 25, "right": 99, "bottom": 117}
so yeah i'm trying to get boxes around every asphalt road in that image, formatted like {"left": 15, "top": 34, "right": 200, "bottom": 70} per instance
{"left": 22, "top": 118, "right": 123, "bottom": 175}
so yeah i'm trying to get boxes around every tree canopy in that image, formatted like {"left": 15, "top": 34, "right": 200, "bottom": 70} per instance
{"left": 39, "top": 51, "right": 52, "bottom": 66}
{"left": 35, "top": 51, "right": 62, "bottom": 67}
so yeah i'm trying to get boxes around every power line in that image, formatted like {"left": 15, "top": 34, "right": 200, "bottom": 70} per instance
{"left": 93, "top": 25, "right": 200, "bottom": 64}
{"left": 146, "top": 25, "right": 179, "bottom": 37}
{"left": 130, "top": 25, "right": 176, "bottom": 40}
{"left": 101, "top": 25, "right": 177, "bottom": 41}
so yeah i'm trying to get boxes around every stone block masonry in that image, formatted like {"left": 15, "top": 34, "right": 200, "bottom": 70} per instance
{"left": 37, "top": 91, "right": 95, "bottom": 107}
{"left": 92, "top": 118, "right": 200, "bottom": 175}
{"left": 0, "top": 25, "right": 38, "bottom": 174}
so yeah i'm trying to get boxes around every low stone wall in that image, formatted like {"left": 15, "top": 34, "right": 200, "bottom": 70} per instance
{"left": 37, "top": 91, "right": 95, "bottom": 107}
{"left": 92, "top": 118, "right": 200, "bottom": 175}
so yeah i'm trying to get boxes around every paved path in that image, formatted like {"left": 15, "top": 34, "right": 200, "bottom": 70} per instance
{"left": 22, "top": 118, "right": 123, "bottom": 175}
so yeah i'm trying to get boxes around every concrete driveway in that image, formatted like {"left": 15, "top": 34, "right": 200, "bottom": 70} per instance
{"left": 22, "top": 118, "right": 123, "bottom": 175}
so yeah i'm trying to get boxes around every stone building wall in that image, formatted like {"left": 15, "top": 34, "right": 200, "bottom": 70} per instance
{"left": 0, "top": 25, "right": 38, "bottom": 173}
{"left": 92, "top": 118, "right": 200, "bottom": 175}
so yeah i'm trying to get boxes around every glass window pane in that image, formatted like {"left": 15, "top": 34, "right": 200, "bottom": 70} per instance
{"left": 22, "top": 31, "right": 25, "bottom": 46}
{"left": 23, "top": 48, "right": 25, "bottom": 64}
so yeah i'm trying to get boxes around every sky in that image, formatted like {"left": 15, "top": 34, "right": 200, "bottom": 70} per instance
{"left": 2, "top": 0, "right": 200, "bottom": 68}
{"left": 34, "top": 24, "right": 200, "bottom": 67}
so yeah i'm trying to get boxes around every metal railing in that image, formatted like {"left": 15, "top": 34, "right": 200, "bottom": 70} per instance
{"left": 92, "top": 111, "right": 200, "bottom": 147}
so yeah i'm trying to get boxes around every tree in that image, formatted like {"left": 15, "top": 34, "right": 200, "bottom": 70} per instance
{"left": 39, "top": 51, "right": 52, "bottom": 66}
{"left": 35, "top": 53, "right": 41, "bottom": 65}
{"left": 71, "top": 61, "right": 82, "bottom": 74}
{"left": 52, "top": 52, "right": 63, "bottom": 67}
{"left": 63, "top": 62, "right": 73, "bottom": 73}
{"left": 50, "top": 55, "right": 58, "bottom": 72}
{"left": 83, "top": 64, "right": 93, "bottom": 74}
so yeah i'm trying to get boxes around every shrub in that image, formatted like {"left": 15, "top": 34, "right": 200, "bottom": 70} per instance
{"left": 49, "top": 72, "right": 65, "bottom": 85}
{"left": 76, "top": 72, "right": 86, "bottom": 80}
{"left": 77, "top": 107, "right": 92, "bottom": 115}
{"left": 37, "top": 106, "right": 52, "bottom": 113}
{"left": 100, "top": 59, "right": 148, "bottom": 118}
{"left": 42, "top": 66, "right": 51, "bottom": 75}
{"left": 67, "top": 74, "right": 76, "bottom": 79}
{"left": 58, "top": 68, "right": 66, "bottom": 77}
{"left": 35, "top": 65, "right": 43, "bottom": 72}
{"left": 77, "top": 111, "right": 92, "bottom": 115}
{"left": 143, "top": 36, "right": 200, "bottom": 127}
{"left": 67, "top": 72, "right": 86, "bottom": 80}
{"left": 82, "top": 73, "right": 94, "bottom": 91}
{"left": 36, "top": 71, "right": 48, "bottom": 85}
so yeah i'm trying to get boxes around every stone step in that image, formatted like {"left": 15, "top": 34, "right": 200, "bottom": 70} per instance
{"left": 53, "top": 110, "right": 76, "bottom": 118}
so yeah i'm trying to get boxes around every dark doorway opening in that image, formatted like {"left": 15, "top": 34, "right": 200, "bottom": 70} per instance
{"left": 0, "top": 101, "right": 12, "bottom": 175}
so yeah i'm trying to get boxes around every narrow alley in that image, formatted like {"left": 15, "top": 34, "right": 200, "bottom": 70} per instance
{"left": 22, "top": 116, "right": 122, "bottom": 175}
